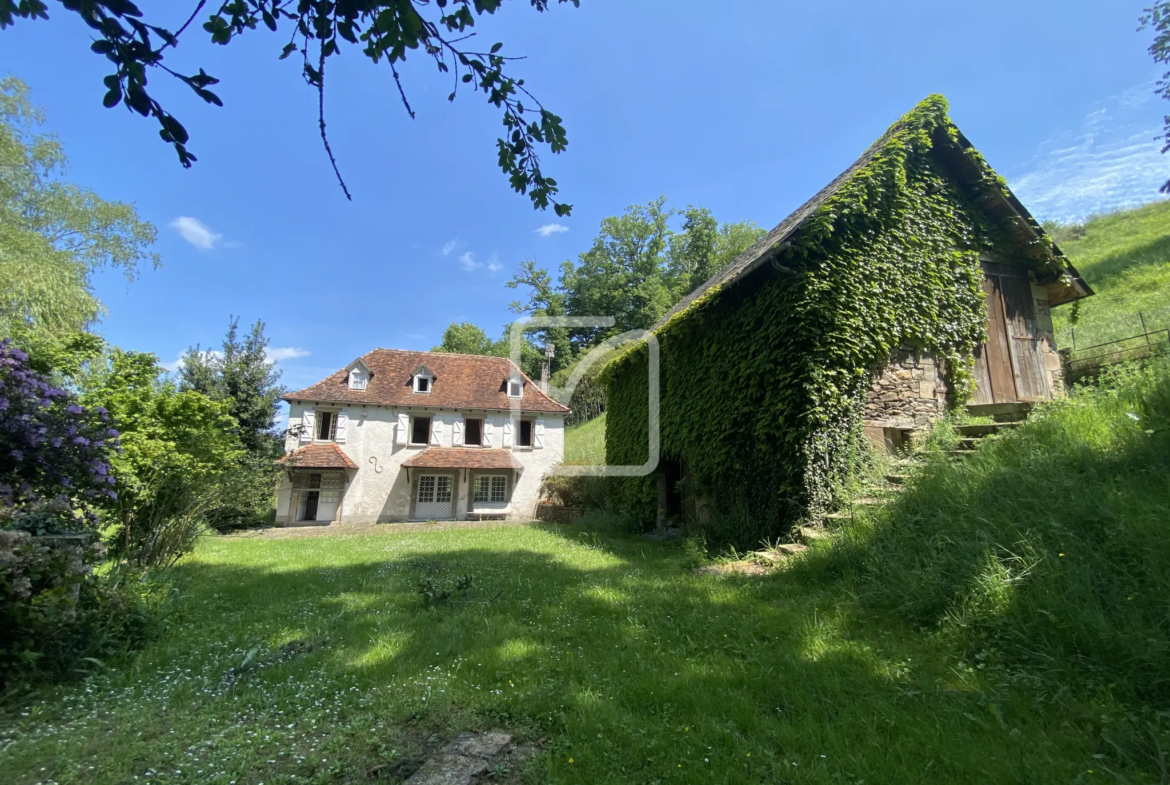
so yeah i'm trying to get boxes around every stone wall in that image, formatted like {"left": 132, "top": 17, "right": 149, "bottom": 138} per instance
{"left": 863, "top": 347, "right": 948, "bottom": 433}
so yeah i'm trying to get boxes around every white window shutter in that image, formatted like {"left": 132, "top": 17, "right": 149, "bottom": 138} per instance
{"left": 503, "top": 419, "right": 514, "bottom": 448}
{"left": 430, "top": 415, "right": 442, "bottom": 445}
{"left": 452, "top": 417, "right": 464, "bottom": 446}
{"left": 483, "top": 419, "right": 495, "bottom": 447}
{"left": 334, "top": 413, "right": 349, "bottom": 443}
{"left": 396, "top": 412, "right": 409, "bottom": 446}
{"left": 534, "top": 418, "right": 545, "bottom": 448}
{"left": 301, "top": 410, "right": 315, "bottom": 443}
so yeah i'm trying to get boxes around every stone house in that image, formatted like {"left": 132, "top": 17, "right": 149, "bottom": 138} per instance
{"left": 602, "top": 95, "right": 1094, "bottom": 533}
{"left": 275, "top": 350, "right": 568, "bottom": 524}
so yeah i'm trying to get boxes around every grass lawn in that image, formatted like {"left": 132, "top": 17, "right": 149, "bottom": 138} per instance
{"left": 563, "top": 412, "right": 606, "bottom": 465}
{"left": 1053, "top": 200, "right": 1170, "bottom": 349}
{"left": 0, "top": 522, "right": 1115, "bottom": 785}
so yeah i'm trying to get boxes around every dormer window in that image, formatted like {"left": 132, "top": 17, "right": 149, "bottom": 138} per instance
{"left": 507, "top": 378, "right": 523, "bottom": 398}
{"left": 346, "top": 360, "right": 371, "bottom": 390}
{"left": 411, "top": 363, "right": 435, "bottom": 394}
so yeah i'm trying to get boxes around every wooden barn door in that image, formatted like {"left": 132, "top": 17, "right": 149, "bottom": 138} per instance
{"left": 971, "top": 264, "right": 1051, "bottom": 405}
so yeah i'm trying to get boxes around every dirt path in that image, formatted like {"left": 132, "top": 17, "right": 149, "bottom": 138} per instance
{"left": 224, "top": 519, "right": 539, "bottom": 540}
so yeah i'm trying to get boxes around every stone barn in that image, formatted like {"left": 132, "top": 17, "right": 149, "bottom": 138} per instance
{"left": 601, "top": 95, "right": 1092, "bottom": 539}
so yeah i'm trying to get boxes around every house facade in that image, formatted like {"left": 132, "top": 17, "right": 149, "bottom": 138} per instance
{"left": 602, "top": 95, "right": 1093, "bottom": 538}
{"left": 275, "top": 350, "right": 568, "bottom": 524}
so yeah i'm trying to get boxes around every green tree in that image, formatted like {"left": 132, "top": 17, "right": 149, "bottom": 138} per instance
{"left": 432, "top": 322, "right": 497, "bottom": 355}
{"left": 178, "top": 317, "right": 286, "bottom": 459}
{"left": 506, "top": 259, "right": 574, "bottom": 374}
{"left": 562, "top": 196, "right": 676, "bottom": 343}
{"left": 1143, "top": 3, "right": 1170, "bottom": 192}
{"left": 0, "top": 77, "right": 158, "bottom": 341}
{"left": 0, "top": 2, "right": 577, "bottom": 211}
{"left": 84, "top": 350, "right": 245, "bottom": 567}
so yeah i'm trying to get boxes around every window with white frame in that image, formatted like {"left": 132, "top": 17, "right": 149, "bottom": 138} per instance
{"left": 517, "top": 419, "right": 533, "bottom": 447}
{"left": 316, "top": 411, "right": 336, "bottom": 441}
{"left": 348, "top": 367, "right": 368, "bottom": 390}
{"left": 417, "top": 475, "right": 452, "bottom": 503}
{"left": 473, "top": 475, "right": 508, "bottom": 503}
{"left": 410, "top": 415, "right": 431, "bottom": 445}
{"left": 507, "top": 378, "right": 523, "bottom": 398}
{"left": 464, "top": 418, "right": 483, "bottom": 446}
{"left": 414, "top": 374, "right": 432, "bottom": 393}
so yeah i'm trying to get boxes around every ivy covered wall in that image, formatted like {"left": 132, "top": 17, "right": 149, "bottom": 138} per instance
{"left": 602, "top": 96, "right": 1039, "bottom": 545}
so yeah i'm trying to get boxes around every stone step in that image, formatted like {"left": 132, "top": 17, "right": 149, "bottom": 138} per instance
{"left": 884, "top": 474, "right": 906, "bottom": 485}
{"left": 955, "top": 422, "right": 1023, "bottom": 438}
{"left": 945, "top": 449, "right": 978, "bottom": 459}
{"left": 957, "top": 437, "right": 980, "bottom": 450}
{"left": 966, "top": 402, "right": 1034, "bottom": 422}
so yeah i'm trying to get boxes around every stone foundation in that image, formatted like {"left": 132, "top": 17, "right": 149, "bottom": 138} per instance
{"left": 863, "top": 348, "right": 948, "bottom": 446}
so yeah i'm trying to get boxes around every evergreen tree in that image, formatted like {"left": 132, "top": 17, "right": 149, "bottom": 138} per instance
{"left": 179, "top": 317, "right": 285, "bottom": 459}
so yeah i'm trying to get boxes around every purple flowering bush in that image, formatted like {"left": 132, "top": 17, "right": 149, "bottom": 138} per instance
{"left": 0, "top": 341, "right": 158, "bottom": 683}
{"left": 0, "top": 340, "right": 118, "bottom": 523}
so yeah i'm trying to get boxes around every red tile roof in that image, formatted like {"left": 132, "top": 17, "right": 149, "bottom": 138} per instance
{"left": 402, "top": 448, "right": 523, "bottom": 471}
{"left": 277, "top": 443, "right": 358, "bottom": 470}
{"left": 283, "top": 349, "right": 569, "bottom": 413}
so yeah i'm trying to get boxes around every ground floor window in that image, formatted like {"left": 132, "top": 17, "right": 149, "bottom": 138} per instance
{"left": 292, "top": 470, "right": 345, "bottom": 522}
{"left": 473, "top": 474, "right": 508, "bottom": 503}
{"left": 417, "top": 475, "right": 452, "bottom": 504}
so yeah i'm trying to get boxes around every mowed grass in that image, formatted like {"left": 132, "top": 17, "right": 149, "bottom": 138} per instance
{"left": 563, "top": 412, "right": 606, "bottom": 465}
{"left": 1053, "top": 200, "right": 1170, "bottom": 349}
{"left": 0, "top": 521, "right": 1121, "bottom": 785}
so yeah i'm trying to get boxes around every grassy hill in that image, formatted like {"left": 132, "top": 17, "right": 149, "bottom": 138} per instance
{"left": 1050, "top": 200, "right": 1170, "bottom": 351}
{"left": 564, "top": 411, "right": 606, "bottom": 465}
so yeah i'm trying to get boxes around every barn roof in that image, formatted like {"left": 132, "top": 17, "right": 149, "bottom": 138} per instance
{"left": 651, "top": 95, "right": 1092, "bottom": 333}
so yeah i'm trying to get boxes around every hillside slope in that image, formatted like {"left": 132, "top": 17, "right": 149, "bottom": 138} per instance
{"left": 564, "top": 411, "right": 606, "bottom": 466}
{"left": 1051, "top": 200, "right": 1170, "bottom": 349}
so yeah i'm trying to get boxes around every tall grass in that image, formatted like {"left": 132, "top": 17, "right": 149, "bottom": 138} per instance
{"left": 564, "top": 411, "right": 606, "bottom": 466}
{"left": 805, "top": 360, "right": 1170, "bottom": 705}
{"left": 1051, "top": 201, "right": 1170, "bottom": 350}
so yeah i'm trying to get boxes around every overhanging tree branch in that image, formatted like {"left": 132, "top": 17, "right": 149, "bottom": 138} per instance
{"left": 0, "top": 0, "right": 576, "bottom": 213}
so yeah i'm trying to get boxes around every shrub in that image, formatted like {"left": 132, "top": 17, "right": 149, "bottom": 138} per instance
{"left": 0, "top": 525, "right": 162, "bottom": 685}
{"left": 0, "top": 339, "right": 118, "bottom": 512}
{"left": 539, "top": 473, "right": 608, "bottom": 509}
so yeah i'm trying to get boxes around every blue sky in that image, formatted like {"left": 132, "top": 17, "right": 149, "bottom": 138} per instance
{"left": 2, "top": 0, "right": 1168, "bottom": 400}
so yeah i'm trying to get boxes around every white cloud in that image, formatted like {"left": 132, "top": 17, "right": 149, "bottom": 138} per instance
{"left": 440, "top": 239, "right": 461, "bottom": 256}
{"left": 534, "top": 223, "right": 569, "bottom": 237}
{"left": 170, "top": 216, "right": 223, "bottom": 251}
{"left": 266, "top": 347, "right": 311, "bottom": 362}
{"left": 1010, "top": 85, "right": 1170, "bottom": 224}
{"left": 459, "top": 251, "right": 480, "bottom": 271}
{"left": 160, "top": 349, "right": 220, "bottom": 373}
{"left": 487, "top": 253, "right": 503, "bottom": 274}
{"left": 161, "top": 346, "right": 307, "bottom": 372}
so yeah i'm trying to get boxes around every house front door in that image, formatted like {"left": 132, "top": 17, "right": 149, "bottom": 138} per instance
{"left": 413, "top": 473, "right": 455, "bottom": 521}
{"left": 971, "top": 264, "right": 1051, "bottom": 405}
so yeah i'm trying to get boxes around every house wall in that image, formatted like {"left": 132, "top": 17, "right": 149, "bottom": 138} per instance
{"left": 277, "top": 402, "right": 565, "bottom": 524}
{"left": 862, "top": 347, "right": 948, "bottom": 435}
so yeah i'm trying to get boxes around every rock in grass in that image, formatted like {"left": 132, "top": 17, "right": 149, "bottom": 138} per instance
{"left": 404, "top": 732, "right": 513, "bottom": 785}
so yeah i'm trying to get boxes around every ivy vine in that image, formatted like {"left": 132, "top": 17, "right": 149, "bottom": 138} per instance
{"left": 602, "top": 96, "right": 1062, "bottom": 545}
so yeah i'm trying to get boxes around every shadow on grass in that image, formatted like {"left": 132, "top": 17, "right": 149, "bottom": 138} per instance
{"left": 118, "top": 521, "right": 1104, "bottom": 785}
